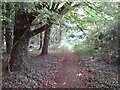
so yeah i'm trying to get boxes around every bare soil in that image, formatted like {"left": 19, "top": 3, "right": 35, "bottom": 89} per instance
{"left": 2, "top": 50, "right": 120, "bottom": 89}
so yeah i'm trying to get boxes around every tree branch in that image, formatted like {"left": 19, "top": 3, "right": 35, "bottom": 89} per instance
{"left": 29, "top": 18, "right": 52, "bottom": 37}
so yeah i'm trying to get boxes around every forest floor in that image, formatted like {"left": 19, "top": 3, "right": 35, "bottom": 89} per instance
{"left": 2, "top": 50, "right": 120, "bottom": 89}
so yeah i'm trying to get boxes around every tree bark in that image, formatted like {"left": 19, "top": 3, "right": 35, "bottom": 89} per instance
{"left": 29, "top": 18, "right": 52, "bottom": 37}
{"left": 5, "top": 27, "right": 12, "bottom": 53}
{"left": 56, "top": 29, "right": 62, "bottom": 44}
{"left": 4, "top": 3, "right": 13, "bottom": 54}
{"left": 1, "top": 2, "right": 13, "bottom": 71}
{"left": 58, "top": 25, "right": 62, "bottom": 43}
{"left": 9, "top": 10, "right": 35, "bottom": 71}
{"left": 41, "top": 28, "right": 51, "bottom": 55}
{"left": 38, "top": 32, "right": 43, "bottom": 50}
{"left": 0, "top": 25, "right": 3, "bottom": 59}
{"left": 9, "top": 11, "right": 52, "bottom": 71}
{"left": 9, "top": 2, "right": 53, "bottom": 71}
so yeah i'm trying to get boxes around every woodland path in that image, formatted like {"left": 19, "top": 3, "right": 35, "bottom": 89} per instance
{"left": 26, "top": 51, "right": 93, "bottom": 88}
{"left": 2, "top": 50, "right": 119, "bottom": 88}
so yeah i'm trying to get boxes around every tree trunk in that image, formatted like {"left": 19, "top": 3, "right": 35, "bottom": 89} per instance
{"left": 0, "top": 26, "right": 3, "bottom": 59}
{"left": 4, "top": 3, "right": 13, "bottom": 54}
{"left": 1, "top": 31, "right": 4, "bottom": 60}
{"left": 58, "top": 29, "right": 62, "bottom": 43}
{"left": 41, "top": 28, "right": 51, "bottom": 55}
{"left": 9, "top": 3, "right": 52, "bottom": 71}
{"left": 9, "top": 15, "right": 52, "bottom": 71}
{"left": 10, "top": 33, "right": 29, "bottom": 71}
{"left": 9, "top": 10, "right": 34, "bottom": 72}
{"left": 38, "top": 32, "right": 43, "bottom": 50}
{"left": 1, "top": 2, "right": 5, "bottom": 53}
{"left": 5, "top": 27, "right": 12, "bottom": 53}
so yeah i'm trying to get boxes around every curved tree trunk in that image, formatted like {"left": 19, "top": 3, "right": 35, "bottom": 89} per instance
{"left": 41, "top": 28, "right": 51, "bottom": 55}
{"left": 9, "top": 3, "right": 52, "bottom": 72}
{"left": 9, "top": 11, "right": 51, "bottom": 71}
{"left": 9, "top": 9, "right": 34, "bottom": 71}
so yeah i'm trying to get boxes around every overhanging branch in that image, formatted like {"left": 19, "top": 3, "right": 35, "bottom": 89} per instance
{"left": 29, "top": 23, "right": 52, "bottom": 37}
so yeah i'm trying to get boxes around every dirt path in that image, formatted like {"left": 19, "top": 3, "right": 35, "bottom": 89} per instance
{"left": 25, "top": 51, "right": 94, "bottom": 88}
{"left": 52, "top": 51, "right": 92, "bottom": 88}
{"left": 2, "top": 50, "right": 119, "bottom": 88}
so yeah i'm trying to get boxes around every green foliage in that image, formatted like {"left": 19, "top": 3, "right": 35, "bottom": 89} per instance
{"left": 1, "top": 2, "right": 118, "bottom": 59}
{"left": 74, "top": 45, "right": 90, "bottom": 55}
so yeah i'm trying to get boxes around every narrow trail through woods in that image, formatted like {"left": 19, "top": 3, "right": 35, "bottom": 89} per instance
{"left": 2, "top": 50, "right": 119, "bottom": 88}
{"left": 52, "top": 51, "right": 93, "bottom": 88}
{"left": 26, "top": 50, "right": 95, "bottom": 88}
